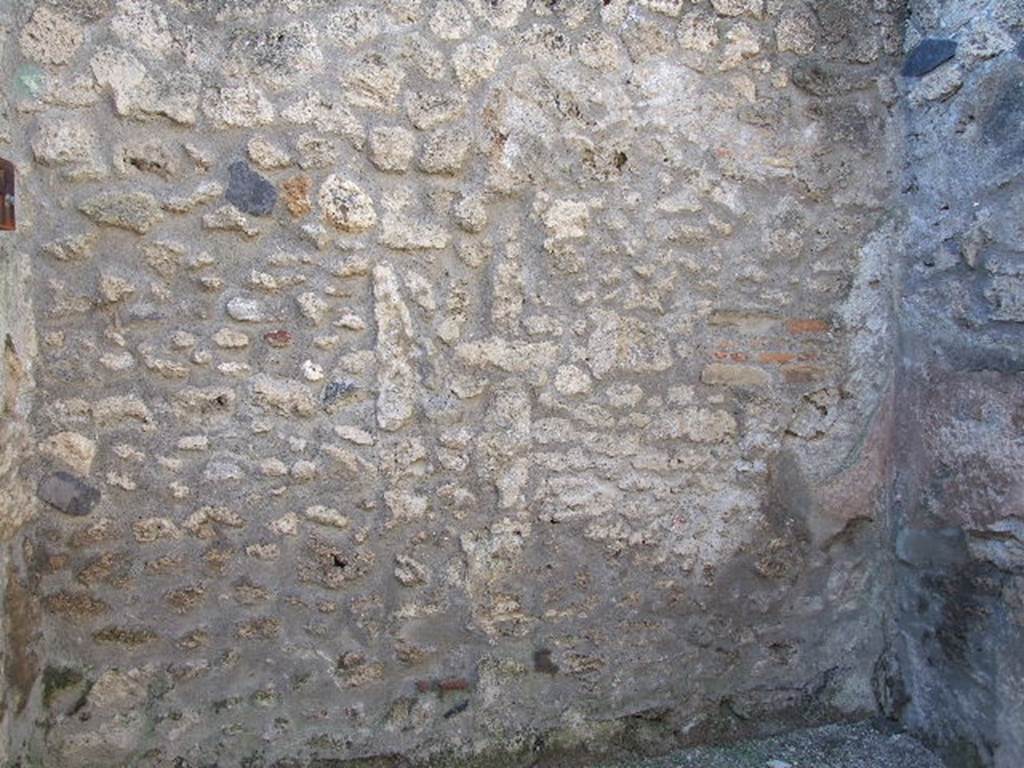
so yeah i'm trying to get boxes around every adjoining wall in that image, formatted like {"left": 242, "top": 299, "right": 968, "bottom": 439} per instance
{"left": 1, "top": 7, "right": 41, "bottom": 765}
{"left": 1, "top": 1, "right": 910, "bottom": 765}
{"left": 893, "top": 1, "right": 1024, "bottom": 766}
{"left": 0, "top": 238, "right": 39, "bottom": 768}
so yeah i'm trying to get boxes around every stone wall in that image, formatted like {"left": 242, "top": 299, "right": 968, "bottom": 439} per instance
{"left": 10, "top": 0, "right": 1015, "bottom": 766}
{"left": 0, "top": 7, "right": 39, "bottom": 765}
{"left": 891, "top": 2, "right": 1024, "bottom": 766}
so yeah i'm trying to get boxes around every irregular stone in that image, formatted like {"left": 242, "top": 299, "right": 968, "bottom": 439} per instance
{"left": 453, "top": 193, "right": 487, "bottom": 233}
{"left": 986, "top": 274, "right": 1024, "bottom": 322}
{"left": 226, "top": 297, "right": 266, "bottom": 322}
{"left": 406, "top": 91, "right": 465, "bottom": 130}
{"left": 678, "top": 408, "right": 738, "bottom": 443}
{"left": 98, "top": 274, "right": 136, "bottom": 303}
{"left": 961, "top": 21, "right": 1014, "bottom": 59}
{"left": 369, "top": 126, "right": 416, "bottom": 172}
{"left": 117, "top": 139, "right": 178, "bottom": 178}
{"left": 640, "top": 0, "right": 686, "bottom": 17}
{"left": 20, "top": 7, "right": 84, "bottom": 65}
{"left": 720, "top": 22, "right": 761, "bottom": 70}
{"left": 43, "top": 590, "right": 109, "bottom": 619}
{"left": 213, "top": 328, "right": 249, "bottom": 348}
{"left": 164, "top": 181, "right": 224, "bottom": 213}
{"left": 394, "top": 554, "right": 428, "bottom": 586}
{"left": 225, "top": 161, "right": 277, "bottom": 217}
{"left": 40, "top": 432, "right": 97, "bottom": 475}
{"left": 323, "top": 380, "right": 357, "bottom": 408}
{"left": 374, "top": 264, "right": 417, "bottom": 431}
{"left": 93, "top": 396, "right": 153, "bottom": 428}
{"left": 78, "top": 191, "right": 163, "bottom": 234}
{"left": 344, "top": 52, "right": 406, "bottom": 111}
{"left": 296, "top": 292, "right": 328, "bottom": 324}
{"left": 225, "top": 22, "right": 323, "bottom": 86}
{"left": 710, "top": 0, "right": 762, "bottom": 18}
{"left": 111, "top": 0, "right": 175, "bottom": 56}
{"left": 384, "top": 491, "right": 428, "bottom": 521}
{"left": 319, "top": 175, "right": 376, "bottom": 232}
{"left": 453, "top": 37, "right": 502, "bottom": 88}
{"left": 91, "top": 48, "right": 200, "bottom": 124}
{"left": 418, "top": 129, "right": 470, "bottom": 174}
{"left": 678, "top": 10, "right": 719, "bottom": 53}
{"left": 295, "top": 134, "right": 338, "bottom": 169}
{"left": 93, "top": 626, "right": 157, "bottom": 646}
{"left": 300, "top": 360, "right": 324, "bottom": 382}
{"left": 281, "top": 91, "right": 362, "bottom": 140}
{"left": 202, "top": 206, "right": 260, "bottom": 238}
{"left": 282, "top": 175, "right": 312, "bottom": 217}
{"left": 554, "top": 365, "right": 592, "bottom": 396}
{"left": 334, "top": 425, "right": 374, "bottom": 445}
{"left": 429, "top": 0, "right": 473, "bottom": 40}
{"left": 132, "top": 517, "right": 181, "bottom": 543}
{"left": 380, "top": 212, "right": 449, "bottom": 250}
{"left": 183, "top": 506, "right": 244, "bottom": 537}
{"left": 247, "top": 137, "right": 291, "bottom": 169}
{"left": 304, "top": 505, "right": 350, "bottom": 529}
{"left": 264, "top": 330, "right": 292, "bottom": 347}
{"left": 456, "top": 337, "right": 558, "bottom": 374}
{"left": 701, "top": 363, "right": 771, "bottom": 387}
{"left": 40, "top": 233, "right": 96, "bottom": 262}
{"left": 203, "top": 84, "right": 275, "bottom": 128}
{"left": 326, "top": 6, "right": 382, "bottom": 48}
{"left": 586, "top": 311, "right": 673, "bottom": 379}
{"left": 37, "top": 472, "right": 101, "bottom": 516}
{"left": 171, "top": 386, "right": 236, "bottom": 419}
{"left": 251, "top": 374, "right": 316, "bottom": 416}
{"left": 902, "top": 39, "right": 957, "bottom": 77}
{"left": 543, "top": 199, "right": 589, "bottom": 241}
{"left": 776, "top": 8, "right": 817, "bottom": 55}
{"left": 32, "top": 117, "right": 99, "bottom": 166}
{"left": 909, "top": 64, "right": 964, "bottom": 105}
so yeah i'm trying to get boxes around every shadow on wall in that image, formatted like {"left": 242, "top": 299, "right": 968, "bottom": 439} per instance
{"left": 894, "top": 2, "right": 1024, "bottom": 763}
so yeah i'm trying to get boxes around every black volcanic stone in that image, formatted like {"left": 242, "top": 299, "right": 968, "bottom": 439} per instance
{"left": 902, "top": 39, "right": 957, "bottom": 77}
{"left": 37, "top": 472, "right": 100, "bottom": 516}
{"left": 225, "top": 160, "right": 277, "bottom": 216}
{"left": 323, "top": 380, "right": 356, "bottom": 406}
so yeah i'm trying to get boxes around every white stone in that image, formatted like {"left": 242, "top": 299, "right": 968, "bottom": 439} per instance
{"left": 226, "top": 297, "right": 265, "bottom": 322}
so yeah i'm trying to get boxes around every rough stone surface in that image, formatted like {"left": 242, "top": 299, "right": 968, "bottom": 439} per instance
{"left": 224, "top": 160, "right": 277, "bottom": 217}
{"left": 0, "top": 1, "right": 1017, "bottom": 767}
{"left": 902, "top": 39, "right": 958, "bottom": 77}
{"left": 37, "top": 472, "right": 101, "bottom": 517}
{"left": 892, "top": 3, "right": 1024, "bottom": 765}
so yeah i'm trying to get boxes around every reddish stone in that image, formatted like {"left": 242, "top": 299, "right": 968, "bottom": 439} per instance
{"left": 264, "top": 330, "right": 292, "bottom": 347}
{"left": 282, "top": 175, "right": 312, "bottom": 218}
{"left": 437, "top": 677, "right": 471, "bottom": 692}
{"left": 759, "top": 352, "right": 797, "bottom": 365}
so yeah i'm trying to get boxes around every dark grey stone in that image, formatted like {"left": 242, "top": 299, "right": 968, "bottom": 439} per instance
{"left": 37, "top": 471, "right": 100, "bottom": 516}
{"left": 1017, "top": 38, "right": 1024, "bottom": 59}
{"left": 902, "top": 39, "right": 957, "bottom": 77}
{"left": 225, "top": 160, "right": 277, "bottom": 216}
{"left": 323, "top": 380, "right": 355, "bottom": 407}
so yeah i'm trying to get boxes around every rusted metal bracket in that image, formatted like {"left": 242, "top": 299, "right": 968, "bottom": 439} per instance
{"left": 0, "top": 158, "right": 14, "bottom": 231}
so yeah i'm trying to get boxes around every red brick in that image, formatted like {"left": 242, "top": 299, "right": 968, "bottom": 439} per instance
{"left": 786, "top": 318, "right": 830, "bottom": 334}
